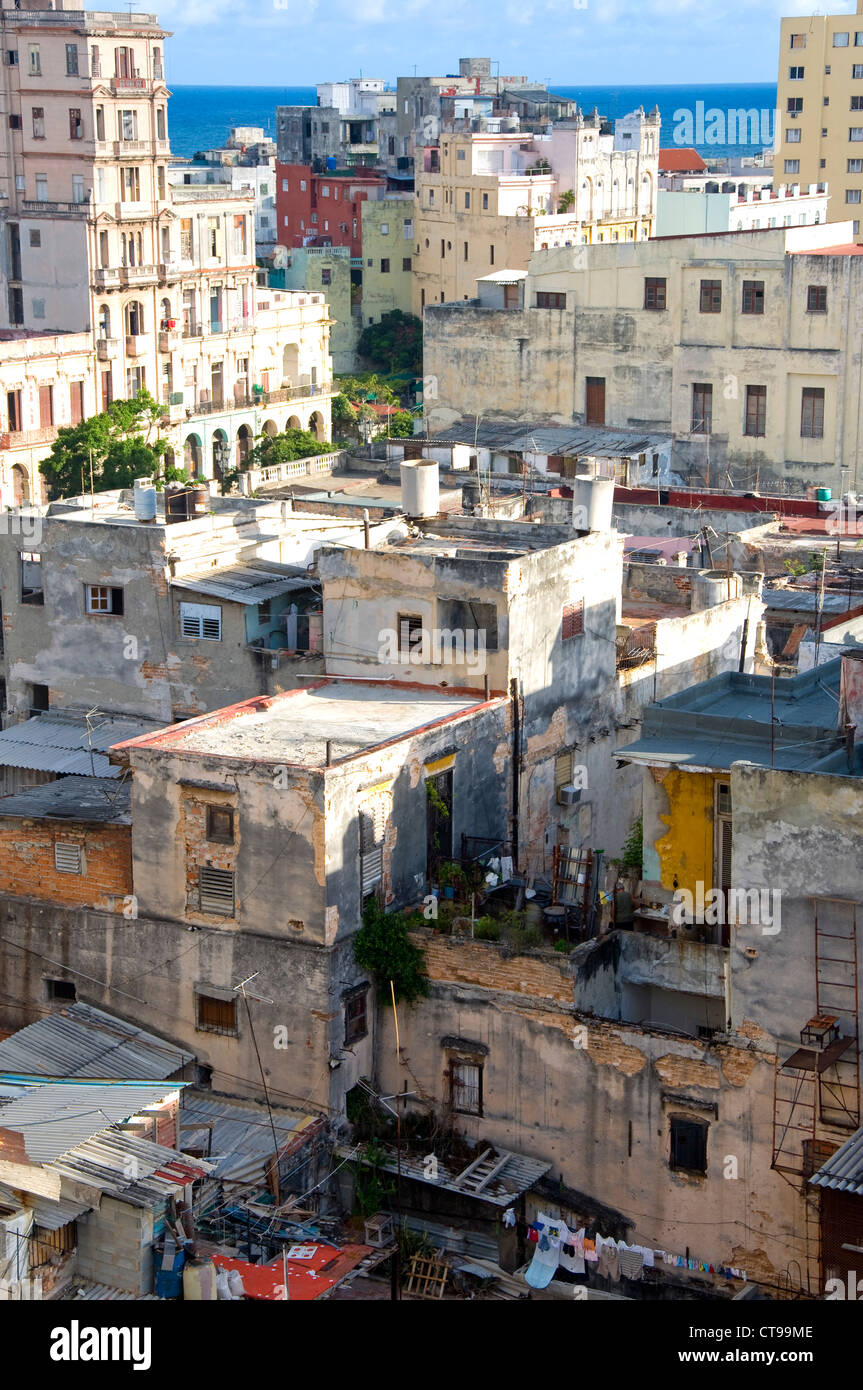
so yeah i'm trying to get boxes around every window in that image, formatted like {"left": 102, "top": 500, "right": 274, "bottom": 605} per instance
{"left": 32, "top": 298, "right": 45, "bottom": 320}
{"left": 857, "top": 32, "right": 863, "bottom": 45}
{"left": 402, "top": 256, "right": 411, "bottom": 272}
{"left": 32, "top": 107, "right": 45, "bottom": 139}
{"left": 380, "top": 221, "right": 389, "bottom": 235}
{"left": 8, "top": 286, "right": 23, "bottom": 324}
{"left": 744, "top": 385, "right": 767, "bottom": 437}
{"left": 206, "top": 805, "right": 234, "bottom": 843}
{"left": 536, "top": 291, "right": 566, "bottom": 309}
{"left": 741, "top": 280, "right": 764, "bottom": 314}
{"left": 787, "top": 98, "right": 803, "bottom": 114}
{"left": 807, "top": 285, "right": 827, "bottom": 313}
{"left": 8, "top": 114, "right": 20, "bottom": 131}
{"left": 196, "top": 990, "right": 238, "bottom": 1034}
{"left": 180, "top": 218, "right": 193, "bottom": 259}
{"left": 398, "top": 613, "right": 423, "bottom": 657}
{"left": 847, "top": 188, "right": 862, "bottom": 203}
{"left": 790, "top": 33, "right": 805, "bottom": 49}
{"left": 854, "top": 96, "right": 863, "bottom": 111}
{"left": 85, "top": 584, "right": 124, "bottom": 615}
{"left": 38, "top": 384, "right": 53, "bottom": 427}
{"left": 784, "top": 159, "right": 800, "bottom": 174}
{"left": 789, "top": 66, "right": 804, "bottom": 79}
{"left": 644, "top": 276, "right": 666, "bottom": 310}
{"left": 207, "top": 216, "right": 221, "bottom": 257}
{"left": 359, "top": 799, "right": 386, "bottom": 903}
{"left": 321, "top": 267, "right": 331, "bottom": 286}
{"left": 54, "top": 843, "right": 83, "bottom": 875}
{"left": 856, "top": 65, "right": 863, "bottom": 79}
{"left": 786, "top": 128, "right": 801, "bottom": 142}
{"left": 834, "top": 32, "right": 850, "bottom": 47}
{"left": 4, "top": 50, "right": 18, "bottom": 67}
{"left": 482, "top": 192, "right": 488, "bottom": 210}
{"left": 801, "top": 387, "right": 825, "bottom": 439}
{"left": 450, "top": 1059, "right": 483, "bottom": 1116}
{"left": 121, "top": 166, "right": 140, "bottom": 201}
{"left": 691, "top": 383, "right": 713, "bottom": 434}
{"left": 669, "top": 1115, "right": 708, "bottom": 1173}
{"left": 849, "top": 159, "right": 863, "bottom": 173}
{"left": 344, "top": 985, "right": 369, "bottom": 1045}
{"left": 699, "top": 279, "right": 721, "bottom": 313}
{"left": 45, "top": 977, "right": 76, "bottom": 1001}
{"left": 72, "top": 175, "right": 84, "bottom": 205}
{"left": 490, "top": 244, "right": 494, "bottom": 265}
{"left": 562, "top": 599, "right": 584, "bottom": 641}
{"left": 198, "top": 867, "right": 235, "bottom": 916}
{"left": 69, "top": 108, "right": 82, "bottom": 140}
{"left": 464, "top": 192, "right": 470, "bottom": 209}
{"left": 157, "top": 107, "right": 166, "bottom": 140}
{"left": 70, "top": 380, "right": 85, "bottom": 425}
{"left": 380, "top": 258, "right": 390, "bottom": 273}
{"left": 180, "top": 601, "right": 222, "bottom": 640}
{"left": 28, "top": 44, "right": 40, "bottom": 76}
{"left": 29, "top": 229, "right": 40, "bottom": 248}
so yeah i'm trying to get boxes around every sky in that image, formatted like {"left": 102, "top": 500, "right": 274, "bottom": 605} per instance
{"left": 154, "top": 0, "right": 861, "bottom": 87}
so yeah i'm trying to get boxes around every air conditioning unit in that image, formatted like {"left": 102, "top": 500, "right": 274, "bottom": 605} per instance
{"left": 557, "top": 784, "right": 581, "bottom": 806}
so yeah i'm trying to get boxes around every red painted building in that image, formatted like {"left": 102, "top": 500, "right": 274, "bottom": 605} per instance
{"left": 276, "top": 162, "right": 387, "bottom": 258}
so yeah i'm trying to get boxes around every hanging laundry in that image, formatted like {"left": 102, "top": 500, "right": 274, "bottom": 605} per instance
{"left": 502, "top": 1207, "right": 516, "bottom": 1229}
{"left": 618, "top": 1246, "right": 644, "bottom": 1281}
{"left": 525, "top": 1233, "right": 560, "bottom": 1290}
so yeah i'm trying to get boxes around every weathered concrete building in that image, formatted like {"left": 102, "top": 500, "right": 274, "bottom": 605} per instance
{"left": 0, "top": 680, "right": 510, "bottom": 1119}
{"left": 423, "top": 221, "right": 863, "bottom": 493}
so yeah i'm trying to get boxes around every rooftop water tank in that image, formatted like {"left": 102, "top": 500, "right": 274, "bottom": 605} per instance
{"left": 691, "top": 568, "right": 742, "bottom": 612}
{"left": 571, "top": 475, "right": 614, "bottom": 532}
{"left": 133, "top": 478, "right": 157, "bottom": 523}
{"left": 400, "top": 459, "right": 439, "bottom": 519}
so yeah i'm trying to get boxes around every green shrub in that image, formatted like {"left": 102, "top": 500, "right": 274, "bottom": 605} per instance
{"left": 353, "top": 897, "right": 430, "bottom": 1005}
{"left": 474, "top": 916, "right": 501, "bottom": 942}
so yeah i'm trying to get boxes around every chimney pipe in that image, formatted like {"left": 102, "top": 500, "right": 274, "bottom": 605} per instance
{"left": 362, "top": 508, "right": 370, "bottom": 549}
{"left": 325, "top": 739, "right": 333, "bottom": 766}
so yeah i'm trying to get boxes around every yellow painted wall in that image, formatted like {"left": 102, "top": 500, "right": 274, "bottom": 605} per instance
{"left": 653, "top": 769, "right": 719, "bottom": 896}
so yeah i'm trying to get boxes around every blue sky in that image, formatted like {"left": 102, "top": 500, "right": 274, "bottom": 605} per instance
{"left": 156, "top": 0, "right": 859, "bottom": 87}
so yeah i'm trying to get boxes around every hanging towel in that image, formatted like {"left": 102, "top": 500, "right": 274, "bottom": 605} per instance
{"left": 525, "top": 1233, "right": 560, "bottom": 1290}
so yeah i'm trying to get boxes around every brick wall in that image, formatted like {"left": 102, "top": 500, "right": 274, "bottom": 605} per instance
{"left": 411, "top": 929, "right": 573, "bottom": 1004}
{"left": 0, "top": 817, "right": 132, "bottom": 911}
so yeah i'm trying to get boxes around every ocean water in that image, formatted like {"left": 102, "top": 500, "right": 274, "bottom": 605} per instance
{"left": 167, "top": 82, "right": 778, "bottom": 163}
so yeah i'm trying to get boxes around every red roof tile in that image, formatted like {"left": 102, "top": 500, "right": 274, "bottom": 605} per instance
{"left": 658, "top": 148, "right": 707, "bottom": 173}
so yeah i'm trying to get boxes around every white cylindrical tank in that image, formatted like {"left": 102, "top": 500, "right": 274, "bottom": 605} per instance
{"left": 400, "top": 460, "right": 440, "bottom": 518}
{"left": 691, "top": 568, "right": 742, "bottom": 611}
{"left": 571, "top": 475, "right": 614, "bottom": 532}
{"left": 133, "top": 478, "right": 157, "bottom": 523}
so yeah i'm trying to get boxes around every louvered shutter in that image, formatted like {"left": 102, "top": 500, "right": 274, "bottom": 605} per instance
{"left": 199, "top": 866, "right": 235, "bottom": 915}
{"left": 359, "top": 798, "right": 386, "bottom": 896}
{"left": 180, "top": 601, "right": 222, "bottom": 640}
{"left": 54, "top": 842, "right": 83, "bottom": 874}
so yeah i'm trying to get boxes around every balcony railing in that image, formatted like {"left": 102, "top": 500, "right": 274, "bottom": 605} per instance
{"left": 22, "top": 200, "right": 87, "bottom": 215}
{"left": 96, "top": 337, "right": 118, "bottom": 359}
{"left": 113, "top": 139, "right": 150, "bottom": 155}
{"left": 111, "top": 76, "right": 150, "bottom": 93}
{"left": 0, "top": 426, "right": 58, "bottom": 449}
{"left": 118, "top": 264, "right": 157, "bottom": 284}
{"left": 94, "top": 267, "right": 121, "bottom": 287}
{"left": 125, "top": 334, "right": 145, "bottom": 357}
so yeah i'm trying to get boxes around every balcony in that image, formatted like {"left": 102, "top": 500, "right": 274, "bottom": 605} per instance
{"left": 158, "top": 260, "right": 182, "bottom": 282}
{"left": 119, "top": 264, "right": 157, "bottom": 285}
{"left": 181, "top": 325, "right": 203, "bottom": 339}
{"left": 0, "top": 426, "right": 58, "bottom": 449}
{"left": 21, "top": 200, "right": 87, "bottom": 216}
{"left": 113, "top": 139, "right": 150, "bottom": 156}
{"left": 114, "top": 201, "right": 150, "bottom": 220}
{"left": 125, "top": 334, "right": 145, "bottom": 357}
{"left": 158, "top": 329, "right": 180, "bottom": 352}
{"left": 94, "top": 267, "right": 121, "bottom": 288}
{"left": 96, "top": 337, "right": 118, "bottom": 360}
{"left": 110, "top": 76, "right": 151, "bottom": 94}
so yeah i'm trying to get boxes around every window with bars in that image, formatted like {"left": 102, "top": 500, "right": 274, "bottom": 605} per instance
{"left": 85, "top": 584, "right": 124, "bottom": 615}
{"left": 562, "top": 599, "right": 584, "bottom": 641}
{"left": 744, "top": 385, "right": 767, "bottom": 437}
{"left": 359, "top": 798, "right": 387, "bottom": 904}
{"left": 691, "top": 383, "right": 712, "bottom": 434}
{"left": 180, "top": 602, "right": 222, "bottom": 640}
{"left": 669, "top": 1115, "right": 707, "bottom": 1173}
{"left": 196, "top": 990, "right": 238, "bottom": 1035}
{"left": 344, "top": 986, "right": 369, "bottom": 1044}
{"left": 801, "top": 387, "right": 825, "bottom": 439}
{"left": 450, "top": 1059, "right": 483, "bottom": 1116}
{"left": 643, "top": 276, "right": 667, "bottom": 310}
{"left": 741, "top": 280, "right": 764, "bottom": 314}
{"left": 198, "top": 866, "right": 235, "bottom": 915}
{"left": 397, "top": 613, "right": 423, "bottom": 658}
{"left": 54, "top": 843, "right": 83, "bottom": 875}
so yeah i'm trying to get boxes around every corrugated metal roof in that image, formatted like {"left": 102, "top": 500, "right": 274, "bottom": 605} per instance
{"left": 342, "top": 1143, "right": 551, "bottom": 1206}
{"left": 0, "top": 714, "right": 162, "bottom": 776}
{"left": 0, "top": 1003, "right": 193, "bottom": 1082}
{"left": 429, "top": 420, "right": 670, "bottom": 458}
{"left": 70, "top": 1281, "right": 163, "bottom": 1300}
{"left": 178, "top": 1091, "right": 319, "bottom": 1183}
{"left": 0, "top": 776, "right": 130, "bottom": 824}
{"left": 0, "top": 1184, "right": 89, "bottom": 1230}
{"left": 0, "top": 1080, "right": 182, "bottom": 1163}
{"left": 50, "top": 1128, "right": 208, "bottom": 1208}
{"left": 172, "top": 562, "right": 317, "bottom": 605}
{"left": 809, "top": 1125, "right": 863, "bottom": 1195}
{"left": 763, "top": 589, "right": 857, "bottom": 614}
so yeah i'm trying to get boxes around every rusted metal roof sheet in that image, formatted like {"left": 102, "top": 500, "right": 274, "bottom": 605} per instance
{"left": 0, "top": 713, "right": 161, "bottom": 776}
{"left": 810, "top": 1125, "right": 863, "bottom": 1196}
{"left": 0, "top": 1080, "right": 183, "bottom": 1163}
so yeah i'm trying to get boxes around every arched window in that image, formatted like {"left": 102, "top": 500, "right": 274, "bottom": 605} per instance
{"left": 124, "top": 300, "right": 143, "bottom": 336}
{"left": 160, "top": 296, "right": 172, "bottom": 328}
{"left": 98, "top": 304, "right": 110, "bottom": 339}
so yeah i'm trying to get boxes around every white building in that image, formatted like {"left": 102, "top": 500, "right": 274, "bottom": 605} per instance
{"left": 657, "top": 181, "right": 831, "bottom": 236}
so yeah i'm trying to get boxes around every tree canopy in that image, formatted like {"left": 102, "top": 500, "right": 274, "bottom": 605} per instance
{"left": 357, "top": 311, "right": 423, "bottom": 375}
{"left": 40, "top": 391, "right": 168, "bottom": 499}
{"left": 248, "top": 426, "right": 337, "bottom": 469}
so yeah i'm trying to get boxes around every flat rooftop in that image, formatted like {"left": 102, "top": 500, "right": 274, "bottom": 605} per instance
{"left": 114, "top": 682, "right": 496, "bottom": 766}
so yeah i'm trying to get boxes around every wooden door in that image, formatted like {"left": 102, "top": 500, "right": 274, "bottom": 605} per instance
{"left": 585, "top": 377, "right": 605, "bottom": 426}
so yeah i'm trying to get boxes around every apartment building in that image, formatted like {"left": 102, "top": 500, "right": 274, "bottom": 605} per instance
{"left": 656, "top": 181, "right": 831, "bottom": 236}
{"left": 360, "top": 194, "right": 414, "bottom": 327}
{"left": 776, "top": 1, "right": 863, "bottom": 241}
{"left": 0, "top": 327, "right": 95, "bottom": 506}
{"left": 423, "top": 222, "right": 861, "bottom": 493}
{"left": 279, "top": 244, "right": 358, "bottom": 372}
{"left": 277, "top": 79, "right": 392, "bottom": 173}
{"left": 170, "top": 127, "right": 277, "bottom": 252}
{"left": 413, "top": 111, "right": 659, "bottom": 312}
{"left": 275, "top": 163, "right": 386, "bottom": 257}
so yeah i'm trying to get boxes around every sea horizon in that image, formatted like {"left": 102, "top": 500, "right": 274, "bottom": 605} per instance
{"left": 167, "top": 80, "right": 779, "bottom": 163}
